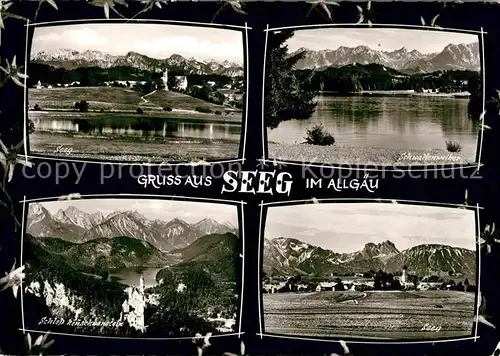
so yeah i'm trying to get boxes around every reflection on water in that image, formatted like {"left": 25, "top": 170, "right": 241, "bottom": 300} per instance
{"left": 32, "top": 116, "right": 241, "bottom": 141}
{"left": 109, "top": 267, "right": 163, "bottom": 289}
{"left": 268, "top": 94, "right": 480, "bottom": 156}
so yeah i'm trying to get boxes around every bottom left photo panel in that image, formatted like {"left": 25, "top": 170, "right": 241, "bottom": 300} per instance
{"left": 20, "top": 197, "right": 242, "bottom": 339}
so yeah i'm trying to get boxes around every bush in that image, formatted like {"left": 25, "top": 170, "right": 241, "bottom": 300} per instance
{"left": 304, "top": 124, "right": 335, "bottom": 146}
{"left": 215, "top": 110, "right": 223, "bottom": 115}
{"left": 163, "top": 106, "right": 172, "bottom": 112}
{"left": 445, "top": 140, "right": 463, "bottom": 153}
{"left": 100, "top": 108, "right": 105, "bottom": 113}
{"left": 195, "top": 107, "right": 213, "bottom": 114}
{"left": 136, "top": 107, "right": 144, "bottom": 114}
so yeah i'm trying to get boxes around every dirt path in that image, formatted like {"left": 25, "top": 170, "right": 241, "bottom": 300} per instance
{"left": 139, "top": 90, "right": 162, "bottom": 109}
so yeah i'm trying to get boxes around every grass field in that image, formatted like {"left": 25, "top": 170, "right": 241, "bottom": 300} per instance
{"left": 28, "top": 87, "right": 237, "bottom": 114}
{"left": 30, "top": 131, "right": 240, "bottom": 162}
{"left": 29, "top": 87, "right": 145, "bottom": 111}
{"left": 263, "top": 290, "right": 475, "bottom": 340}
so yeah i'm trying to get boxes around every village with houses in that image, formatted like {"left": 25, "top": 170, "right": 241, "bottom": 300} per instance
{"left": 263, "top": 266, "right": 477, "bottom": 295}
{"left": 31, "top": 66, "right": 244, "bottom": 111}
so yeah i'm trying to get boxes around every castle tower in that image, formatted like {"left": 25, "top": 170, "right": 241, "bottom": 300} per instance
{"left": 161, "top": 69, "right": 169, "bottom": 91}
{"left": 140, "top": 274, "right": 145, "bottom": 293}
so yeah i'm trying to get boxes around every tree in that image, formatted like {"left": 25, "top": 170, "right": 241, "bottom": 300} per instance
{"left": 304, "top": 124, "right": 335, "bottom": 146}
{"left": 167, "top": 76, "right": 181, "bottom": 91}
{"left": 265, "top": 30, "right": 317, "bottom": 129}
{"left": 74, "top": 100, "right": 89, "bottom": 112}
{"left": 467, "top": 72, "right": 482, "bottom": 120}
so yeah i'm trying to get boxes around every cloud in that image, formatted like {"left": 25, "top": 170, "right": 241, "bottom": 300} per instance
{"left": 37, "top": 27, "right": 109, "bottom": 49}
{"left": 266, "top": 203, "right": 476, "bottom": 252}
{"left": 132, "top": 36, "right": 242, "bottom": 61}
{"left": 31, "top": 24, "right": 244, "bottom": 63}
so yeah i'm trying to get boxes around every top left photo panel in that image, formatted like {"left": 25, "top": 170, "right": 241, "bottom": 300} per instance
{"left": 26, "top": 22, "right": 247, "bottom": 164}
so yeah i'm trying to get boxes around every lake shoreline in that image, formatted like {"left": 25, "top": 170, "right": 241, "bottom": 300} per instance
{"left": 268, "top": 142, "right": 475, "bottom": 166}
{"left": 29, "top": 109, "right": 243, "bottom": 124}
{"left": 30, "top": 131, "right": 240, "bottom": 163}
{"left": 318, "top": 90, "right": 471, "bottom": 98}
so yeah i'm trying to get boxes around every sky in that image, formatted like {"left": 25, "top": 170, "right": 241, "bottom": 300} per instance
{"left": 265, "top": 203, "right": 476, "bottom": 252}
{"left": 37, "top": 199, "right": 238, "bottom": 225}
{"left": 31, "top": 23, "right": 244, "bottom": 63}
{"left": 285, "top": 28, "right": 479, "bottom": 54}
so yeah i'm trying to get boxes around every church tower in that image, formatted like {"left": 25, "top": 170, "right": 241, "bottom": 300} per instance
{"left": 161, "top": 68, "right": 169, "bottom": 91}
{"left": 401, "top": 266, "right": 408, "bottom": 288}
{"left": 140, "top": 274, "right": 145, "bottom": 294}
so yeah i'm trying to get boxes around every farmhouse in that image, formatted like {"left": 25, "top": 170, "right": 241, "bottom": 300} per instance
{"left": 316, "top": 282, "right": 335, "bottom": 292}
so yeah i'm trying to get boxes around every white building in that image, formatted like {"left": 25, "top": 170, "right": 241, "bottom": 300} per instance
{"left": 174, "top": 76, "right": 188, "bottom": 90}
{"left": 162, "top": 69, "right": 169, "bottom": 91}
{"left": 121, "top": 275, "right": 146, "bottom": 332}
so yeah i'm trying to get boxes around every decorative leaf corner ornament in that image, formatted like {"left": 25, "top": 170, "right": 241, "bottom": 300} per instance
{"left": 0, "top": 0, "right": 26, "bottom": 30}
{"left": 356, "top": 1, "right": 373, "bottom": 27}
{"left": 0, "top": 260, "right": 25, "bottom": 298}
{"left": 420, "top": 14, "right": 442, "bottom": 29}
{"left": 192, "top": 332, "right": 212, "bottom": 356}
{"left": 90, "top": 0, "right": 128, "bottom": 19}
{"left": 0, "top": 55, "right": 28, "bottom": 88}
{"left": 128, "top": 0, "right": 169, "bottom": 21}
{"left": 34, "top": 0, "right": 58, "bottom": 20}
{"left": 25, "top": 332, "right": 55, "bottom": 356}
{"left": 0, "top": 139, "right": 33, "bottom": 183}
{"left": 211, "top": 0, "right": 246, "bottom": 23}
{"left": 223, "top": 341, "right": 247, "bottom": 356}
{"left": 306, "top": 0, "right": 340, "bottom": 22}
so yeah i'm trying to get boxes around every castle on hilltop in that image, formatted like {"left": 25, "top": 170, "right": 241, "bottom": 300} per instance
{"left": 120, "top": 275, "right": 146, "bottom": 332}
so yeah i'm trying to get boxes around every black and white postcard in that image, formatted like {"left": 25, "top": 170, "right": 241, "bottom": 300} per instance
{"left": 262, "top": 203, "right": 477, "bottom": 340}
{"left": 265, "top": 28, "right": 482, "bottom": 166}
{"left": 28, "top": 23, "right": 245, "bottom": 162}
{"left": 23, "top": 199, "right": 240, "bottom": 338}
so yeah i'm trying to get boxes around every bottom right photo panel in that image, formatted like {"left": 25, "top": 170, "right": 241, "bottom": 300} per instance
{"left": 261, "top": 201, "right": 478, "bottom": 341}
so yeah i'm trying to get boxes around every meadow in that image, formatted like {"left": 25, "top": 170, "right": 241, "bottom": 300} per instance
{"left": 263, "top": 290, "right": 475, "bottom": 340}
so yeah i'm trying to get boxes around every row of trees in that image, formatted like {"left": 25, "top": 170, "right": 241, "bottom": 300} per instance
{"left": 295, "top": 66, "right": 480, "bottom": 95}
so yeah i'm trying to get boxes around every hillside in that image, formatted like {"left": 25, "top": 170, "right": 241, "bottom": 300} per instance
{"left": 146, "top": 90, "right": 228, "bottom": 112}
{"left": 158, "top": 232, "right": 240, "bottom": 282}
{"left": 28, "top": 86, "right": 235, "bottom": 114}
{"left": 29, "top": 86, "right": 144, "bottom": 111}
{"left": 263, "top": 237, "right": 476, "bottom": 278}
{"left": 295, "top": 62, "right": 479, "bottom": 94}
{"left": 36, "top": 235, "right": 179, "bottom": 271}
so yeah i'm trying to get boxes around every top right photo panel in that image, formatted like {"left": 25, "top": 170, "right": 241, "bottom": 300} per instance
{"left": 264, "top": 27, "right": 483, "bottom": 167}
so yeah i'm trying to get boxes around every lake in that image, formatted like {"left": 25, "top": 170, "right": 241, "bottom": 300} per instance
{"left": 267, "top": 94, "right": 480, "bottom": 159}
{"left": 109, "top": 267, "right": 163, "bottom": 289}
{"left": 32, "top": 116, "right": 242, "bottom": 141}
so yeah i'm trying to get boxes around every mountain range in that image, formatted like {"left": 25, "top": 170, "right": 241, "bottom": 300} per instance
{"left": 290, "top": 42, "right": 480, "bottom": 74}
{"left": 27, "top": 203, "right": 238, "bottom": 252}
{"left": 264, "top": 237, "right": 476, "bottom": 278}
{"left": 31, "top": 49, "right": 244, "bottom": 77}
